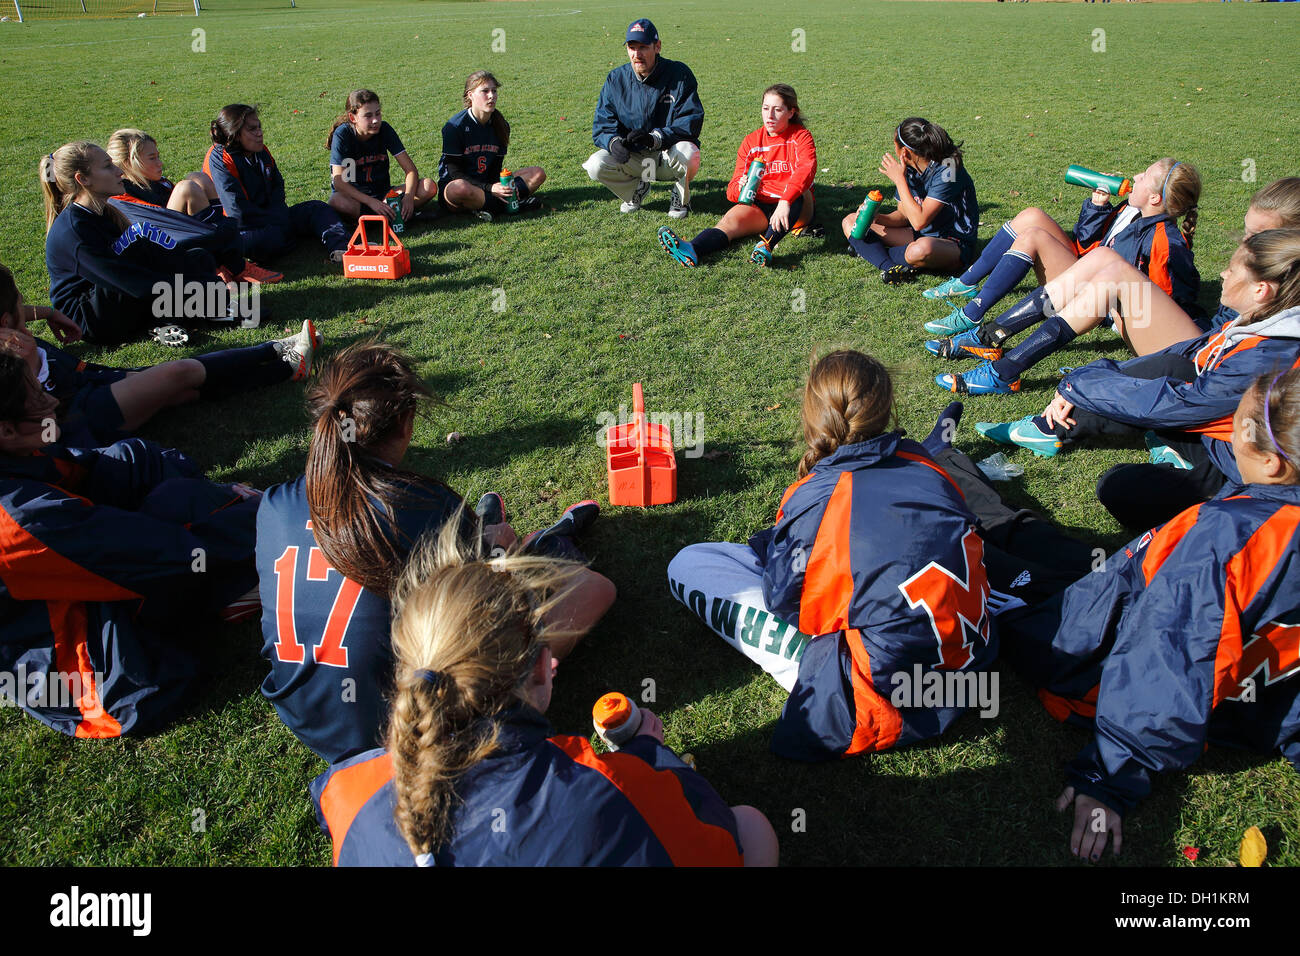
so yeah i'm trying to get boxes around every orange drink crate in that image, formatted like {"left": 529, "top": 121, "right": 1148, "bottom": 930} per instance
{"left": 606, "top": 383, "right": 677, "bottom": 506}
{"left": 342, "top": 215, "right": 410, "bottom": 280}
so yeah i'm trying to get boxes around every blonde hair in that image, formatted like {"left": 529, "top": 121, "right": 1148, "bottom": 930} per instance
{"left": 1153, "top": 157, "right": 1201, "bottom": 250}
{"left": 1238, "top": 228, "right": 1300, "bottom": 321}
{"left": 106, "top": 128, "right": 157, "bottom": 191}
{"left": 798, "top": 350, "right": 895, "bottom": 478}
{"left": 40, "top": 141, "right": 127, "bottom": 233}
{"left": 386, "top": 517, "right": 585, "bottom": 860}
{"left": 1249, "top": 178, "right": 1300, "bottom": 229}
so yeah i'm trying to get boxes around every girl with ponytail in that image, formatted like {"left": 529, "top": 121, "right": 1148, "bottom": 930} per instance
{"left": 256, "top": 341, "right": 614, "bottom": 763}
{"left": 843, "top": 117, "right": 980, "bottom": 284}
{"left": 1003, "top": 366, "right": 1300, "bottom": 862}
{"left": 668, "top": 350, "right": 1000, "bottom": 762}
{"left": 41, "top": 141, "right": 235, "bottom": 343}
{"left": 312, "top": 518, "right": 776, "bottom": 866}
{"left": 327, "top": 89, "right": 438, "bottom": 225}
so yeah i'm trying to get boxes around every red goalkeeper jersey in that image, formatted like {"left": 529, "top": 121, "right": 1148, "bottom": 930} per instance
{"left": 725, "top": 123, "right": 817, "bottom": 204}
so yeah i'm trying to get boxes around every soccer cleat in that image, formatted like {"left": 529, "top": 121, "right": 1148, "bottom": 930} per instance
{"left": 521, "top": 499, "right": 600, "bottom": 552}
{"left": 473, "top": 209, "right": 493, "bottom": 222}
{"left": 329, "top": 248, "right": 347, "bottom": 264}
{"left": 1145, "top": 432, "right": 1194, "bottom": 470}
{"left": 658, "top": 226, "right": 697, "bottom": 267}
{"left": 475, "top": 492, "right": 507, "bottom": 526}
{"left": 220, "top": 585, "right": 262, "bottom": 624}
{"left": 789, "top": 221, "right": 825, "bottom": 238}
{"left": 274, "top": 320, "right": 319, "bottom": 382}
{"left": 668, "top": 182, "right": 690, "bottom": 219}
{"left": 934, "top": 361, "right": 1020, "bottom": 396}
{"left": 923, "top": 305, "right": 981, "bottom": 336}
{"left": 237, "top": 262, "right": 284, "bottom": 285}
{"left": 620, "top": 178, "right": 652, "bottom": 213}
{"left": 976, "top": 416, "right": 1062, "bottom": 457}
{"left": 881, "top": 263, "right": 917, "bottom": 285}
{"left": 151, "top": 324, "right": 189, "bottom": 347}
{"left": 924, "top": 326, "right": 1003, "bottom": 362}
{"left": 923, "top": 276, "right": 979, "bottom": 302}
{"left": 515, "top": 196, "right": 543, "bottom": 214}
{"left": 750, "top": 241, "right": 773, "bottom": 267}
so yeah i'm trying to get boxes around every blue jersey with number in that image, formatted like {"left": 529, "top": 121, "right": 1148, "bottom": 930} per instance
{"left": 905, "top": 159, "right": 978, "bottom": 248}
{"left": 255, "top": 475, "right": 469, "bottom": 762}
{"left": 438, "top": 108, "right": 508, "bottom": 186}
{"left": 329, "top": 122, "right": 407, "bottom": 200}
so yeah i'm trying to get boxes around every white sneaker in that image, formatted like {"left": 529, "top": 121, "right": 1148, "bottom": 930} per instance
{"left": 273, "top": 320, "right": 320, "bottom": 382}
{"left": 668, "top": 180, "right": 690, "bottom": 219}
{"left": 620, "top": 178, "right": 652, "bottom": 213}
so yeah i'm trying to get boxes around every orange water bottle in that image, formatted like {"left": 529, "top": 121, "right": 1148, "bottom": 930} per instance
{"left": 592, "top": 692, "right": 642, "bottom": 750}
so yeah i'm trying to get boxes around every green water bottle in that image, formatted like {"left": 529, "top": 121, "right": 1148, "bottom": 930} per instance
{"left": 1064, "top": 165, "right": 1131, "bottom": 197}
{"left": 500, "top": 169, "right": 519, "bottom": 213}
{"left": 850, "top": 189, "right": 885, "bottom": 240}
{"left": 384, "top": 188, "right": 405, "bottom": 234}
{"left": 738, "top": 160, "right": 766, "bottom": 205}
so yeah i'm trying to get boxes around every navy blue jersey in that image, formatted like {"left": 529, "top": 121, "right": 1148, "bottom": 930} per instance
{"left": 255, "top": 474, "right": 472, "bottom": 762}
{"left": 329, "top": 122, "right": 407, "bottom": 200}
{"left": 905, "top": 159, "right": 979, "bottom": 248}
{"left": 121, "top": 177, "right": 175, "bottom": 207}
{"left": 438, "top": 108, "right": 508, "bottom": 186}
{"left": 313, "top": 705, "right": 744, "bottom": 866}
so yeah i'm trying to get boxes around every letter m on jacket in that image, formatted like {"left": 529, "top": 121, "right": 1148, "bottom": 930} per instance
{"left": 1223, "top": 620, "right": 1300, "bottom": 702}
{"left": 897, "top": 528, "right": 991, "bottom": 669}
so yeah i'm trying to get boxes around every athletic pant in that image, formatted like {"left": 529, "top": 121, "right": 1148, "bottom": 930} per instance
{"left": 240, "top": 200, "right": 349, "bottom": 262}
{"left": 582, "top": 142, "right": 701, "bottom": 205}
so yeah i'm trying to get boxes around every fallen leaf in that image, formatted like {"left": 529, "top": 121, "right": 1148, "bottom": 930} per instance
{"left": 318, "top": 90, "right": 328, "bottom": 97}
{"left": 973, "top": 115, "right": 982, "bottom": 120}
{"left": 766, "top": 403, "right": 782, "bottom": 411}
{"left": 680, "top": 753, "right": 697, "bottom": 769}
{"left": 559, "top": 116, "right": 566, "bottom": 121}
{"left": 1239, "top": 826, "right": 1267, "bottom": 867}
{"left": 1182, "top": 846, "right": 1200, "bottom": 862}
{"left": 542, "top": 333, "right": 552, "bottom": 339}
{"left": 1009, "top": 190, "right": 1021, "bottom": 197}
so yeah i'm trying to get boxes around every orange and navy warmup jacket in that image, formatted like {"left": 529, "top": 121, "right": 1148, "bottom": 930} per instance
{"left": 311, "top": 705, "right": 745, "bottom": 866}
{"left": 203, "top": 144, "right": 291, "bottom": 232}
{"left": 747, "top": 433, "right": 998, "bottom": 762}
{"left": 109, "top": 191, "right": 244, "bottom": 275}
{"left": 1072, "top": 198, "right": 1199, "bottom": 310}
{"left": 1002, "top": 483, "right": 1300, "bottom": 815}
{"left": 1060, "top": 304, "right": 1300, "bottom": 482}
{"left": 0, "top": 439, "right": 258, "bottom": 737}
{"left": 725, "top": 124, "right": 816, "bottom": 205}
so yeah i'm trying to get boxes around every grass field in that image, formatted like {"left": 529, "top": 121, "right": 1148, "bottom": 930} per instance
{"left": 1, "top": 0, "right": 1298, "bottom": 867}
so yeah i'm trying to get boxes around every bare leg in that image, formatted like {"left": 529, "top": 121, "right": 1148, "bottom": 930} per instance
{"left": 715, "top": 204, "right": 772, "bottom": 242}
{"left": 905, "top": 236, "right": 963, "bottom": 271}
{"left": 515, "top": 166, "right": 546, "bottom": 194}
{"left": 441, "top": 178, "right": 487, "bottom": 212}
{"left": 167, "top": 179, "right": 210, "bottom": 216}
{"left": 733, "top": 805, "right": 779, "bottom": 866}
{"left": 328, "top": 192, "right": 364, "bottom": 218}
{"left": 543, "top": 568, "right": 616, "bottom": 661}
{"left": 1014, "top": 225, "right": 1080, "bottom": 283}
{"left": 1056, "top": 257, "right": 1201, "bottom": 354}
{"left": 108, "top": 359, "right": 205, "bottom": 431}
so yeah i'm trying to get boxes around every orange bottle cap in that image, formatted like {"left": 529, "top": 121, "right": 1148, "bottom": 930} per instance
{"left": 868, "top": 189, "right": 884, "bottom": 201}
{"left": 593, "top": 692, "right": 632, "bottom": 729}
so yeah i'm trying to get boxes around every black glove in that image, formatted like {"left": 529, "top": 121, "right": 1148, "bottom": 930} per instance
{"left": 607, "top": 137, "right": 631, "bottom": 164}
{"left": 626, "top": 130, "right": 654, "bottom": 153}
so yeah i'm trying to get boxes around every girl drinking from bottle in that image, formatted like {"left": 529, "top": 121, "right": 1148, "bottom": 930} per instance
{"left": 327, "top": 90, "right": 438, "bottom": 225}
{"left": 204, "top": 104, "right": 350, "bottom": 263}
{"left": 658, "top": 84, "right": 815, "bottom": 268}
{"left": 842, "top": 117, "right": 977, "bottom": 284}
{"left": 437, "top": 71, "right": 546, "bottom": 220}
{"left": 1001, "top": 368, "right": 1300, "bottom": 862}
{"left": 107, "top": 128, "right": 282, "bottom": 285}
{"left": 257, "top": 341, "right": 615, "bottom": 763}
{"left": 311, "top": 518, "right": 776, "bottom": 866}
{"left": 922, "top": 158, "right": 1201, "bottom": 342}
{"left": 667, "top": 350, "right": 998, "bottom": 762}
{"left": 42, "top": 141, "right": 234, "bottom": 344}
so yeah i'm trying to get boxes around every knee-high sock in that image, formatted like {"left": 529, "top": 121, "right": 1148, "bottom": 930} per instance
{"left": 198, "top": 343, "right": 290, "bottom": 398}
{"left": 960, "top": 222, "right": 1017, "bottom": 285}
{"left": 689, "top": 227, "right": 730, "bottom": 258}
{"left": 759, "top": 197, "right": 806, "bottom": 251}
{"left": 848, "top": 237, "right": 909, "bottom": 270}
{"left": 961, "top": 249, "right": 1035, "bottom": 323}
{"left": 512, "top": 176, "right": 531, "bottom": 201}
{"left": 991, "top": 315, "right": 1077, "bottom": 381}
{"left": 982, "top": 286, "right": 1054, "bottom": 347}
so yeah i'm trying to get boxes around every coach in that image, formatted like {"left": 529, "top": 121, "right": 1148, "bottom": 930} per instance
{"left": 583, "top": 18, "right": 703, "bottom": 219}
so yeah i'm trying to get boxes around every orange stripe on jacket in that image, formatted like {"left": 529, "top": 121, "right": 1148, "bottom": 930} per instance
{"left": 49, "top": 599, "right": 123, "bottom": 738}
{"left": 896, "top": 450, "right": 966, "bottom": 500}
{"left": 318, "top": 752, "right": 393, "bottom": 866}
{"left": 774, "top": 470, "right": 817, "bottom": 524}
{"left": 842, "top": 627, "right": 904, "bottom": 755}
{"left": 1141, "top": 503, "right": 1207, "bottom": 585}
{"left": 203, "top": 146, "right": 248, "bottom": 204}
{"left": 798, "top": 471, "right": 854, "bottom": 636}
{"left": 552, "top": 736, "right": 742, "bottom": 866}
{"left": 1148, "top": 222, "right": 1173, "bottom": 297}
{"left": 1211, "top": 505, "right": 1300, "bottom": 708}
{"left": 0, "top": 506, "right": 141, "bottom": 603}
{"left": 1038, "top": 684, "right": 1099, "bottom": 723}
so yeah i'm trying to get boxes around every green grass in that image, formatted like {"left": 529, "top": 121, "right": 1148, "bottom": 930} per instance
{"left": 1, "top": 0, "right": 1299, "bottom": 867}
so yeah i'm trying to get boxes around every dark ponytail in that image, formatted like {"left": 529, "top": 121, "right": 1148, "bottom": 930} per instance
{"left": 211, "top": 103, "right": 259, "bottom": 151}
{"left": 327, "top": 89, "right": 381, "bottom": 149}
{"left": 895, "top": 117, "right": 963, "bottom": 166}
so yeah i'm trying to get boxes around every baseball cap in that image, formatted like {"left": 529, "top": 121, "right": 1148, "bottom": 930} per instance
{"left": 625, "top": 18, "right": 658, "bottom": 44}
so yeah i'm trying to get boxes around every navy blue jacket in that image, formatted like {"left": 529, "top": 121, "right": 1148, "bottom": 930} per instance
{"left": 1004, "top": 483, "right": 1300, "bottom": 815}
{"left": 1074, "top": 198, "right": 1199, "bottom": 309}
{"left": 203, "top": 144, "right": 290, "bottom": 232}
{"left": 748, "top": 433, "right": 998, "bottom": 761}
{"left": 312, "top": 705, "right": 744, "bottom": 866}
{"left": 0, "top": 439, "right": 258, "bottom": 737}
{"left": 592, "top": 58, "right": 703, "bottom": 150}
